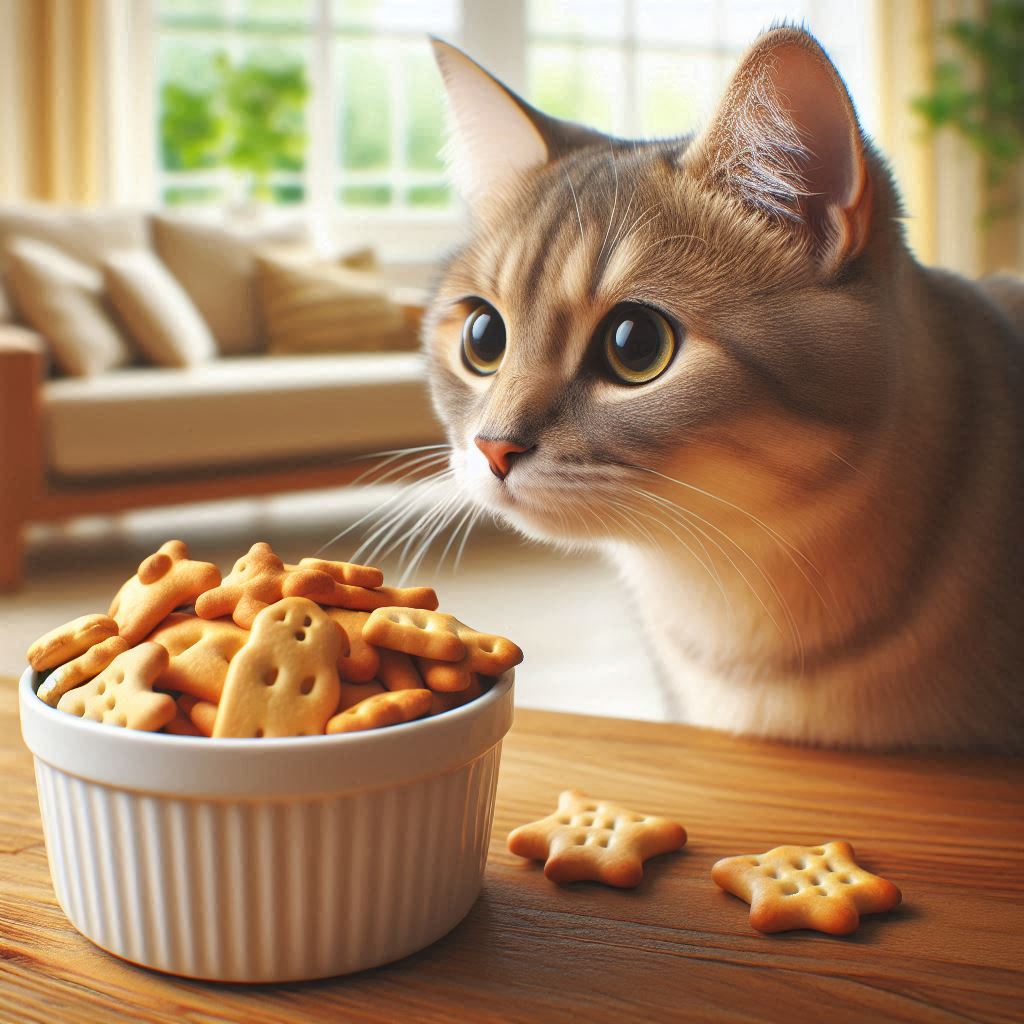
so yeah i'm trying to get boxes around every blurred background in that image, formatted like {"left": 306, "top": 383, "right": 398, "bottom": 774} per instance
{"left": 1, "top": 0, "right": 1021, "bottom": 717}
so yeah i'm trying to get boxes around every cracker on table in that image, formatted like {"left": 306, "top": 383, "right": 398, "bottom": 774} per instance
{"left": 508, "top": 789, "right": 687, "bottom": 888}
{"left": 711, "top": 840, "right": 902, "bottom": 934}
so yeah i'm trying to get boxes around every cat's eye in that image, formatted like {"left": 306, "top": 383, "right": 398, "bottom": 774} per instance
{"left": 461, "top": 303, "right": 506, "bottom": 375}
{"left": 602, "top": 303, "right": 677, "bottom": 385}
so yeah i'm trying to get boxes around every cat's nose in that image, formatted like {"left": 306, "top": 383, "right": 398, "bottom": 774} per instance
{"left": 474, "top": 436, "right": 534, "bottom": 480}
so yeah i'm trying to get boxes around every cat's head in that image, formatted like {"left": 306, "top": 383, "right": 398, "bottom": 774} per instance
{"left": 424, "top": 27, "right": 903, "bottom": 550}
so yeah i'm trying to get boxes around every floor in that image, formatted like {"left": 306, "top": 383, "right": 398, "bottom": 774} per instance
{"left": 1, "top": 487, "right": 666, "bottom": 721}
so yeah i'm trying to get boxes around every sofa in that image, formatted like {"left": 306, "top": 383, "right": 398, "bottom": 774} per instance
{"left": 0, "top": 204, "right": 444, "bottom": 591}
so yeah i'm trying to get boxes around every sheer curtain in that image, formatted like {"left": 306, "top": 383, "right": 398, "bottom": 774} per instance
{"left": 876, "top": 0, "right": 1022, "bottom": 276}
{"left": 0, "top": 0, "right": 156, "bottom": 205}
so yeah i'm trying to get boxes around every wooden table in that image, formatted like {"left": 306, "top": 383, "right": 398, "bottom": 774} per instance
{"left": 1, "top": 675, "right": 1021, "bottom": 1023}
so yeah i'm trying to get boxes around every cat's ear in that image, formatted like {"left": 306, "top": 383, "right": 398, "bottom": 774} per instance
{"left": 431, "top": 38, "right": 548, "bottom": 207}
{"left": 431, "top": 37, "right": 604, "bottom": 209}
{"left": 687, "top": 26, "right": 872, "bottom": 274}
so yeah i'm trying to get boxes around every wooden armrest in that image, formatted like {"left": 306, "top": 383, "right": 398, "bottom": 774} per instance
{"left": 0, "top": 322, "right": 48, "bottom": 359}
{"left": 0, "top": 323, "right": 46, "bottom": 518}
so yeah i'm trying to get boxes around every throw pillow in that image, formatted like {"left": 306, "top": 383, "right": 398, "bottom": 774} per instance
{"left": 151, "top": 215, "right": 311, "bottom": 355}
{"left": 0, "top": 205, "right": 150, "bottom": 333}
{"left": 103, "top": 250, "right": 216, "bottom": 368}
{"left": 255, "top": 254, "right": 414, "bottom": 356}
{"left": 6, "top": 237, "right": 132, "bottom": 377}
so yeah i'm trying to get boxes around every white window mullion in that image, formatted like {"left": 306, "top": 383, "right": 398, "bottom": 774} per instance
{"left": 390, "top": 43, "right": 407, "bottom": 207}
{"left": 622, "top": 0, "right": 638, "bottom": 136}
{"left": 308, "top": 0, "right": 336, "bottom": 225}
{"left": 460, "top": 0, "right": 528, "bottom": 95}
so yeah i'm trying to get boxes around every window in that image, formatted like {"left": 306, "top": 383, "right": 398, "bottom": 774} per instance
{"left": 155, "top": 1, "right": 877, "bottom": 232}
{"left": 157, "top": 0, "right": 457, "bottom": 213}
{"left": 525, "top": 0, "right": 877, "bottom": 138}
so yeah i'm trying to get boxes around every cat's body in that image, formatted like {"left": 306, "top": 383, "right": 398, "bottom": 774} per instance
{"left": 617, "top": 260, "right": 1024, "bottom": 748}
{"left": 423, "top": 28, "right": 1024, "bottom": 749}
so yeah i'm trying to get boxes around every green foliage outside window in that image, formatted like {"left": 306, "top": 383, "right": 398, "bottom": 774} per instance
{"left": 913, "top": 0, "right": 1024, "bottom": 219}
{"left": 160, "top": 52, "right": 308, "bottom": 202}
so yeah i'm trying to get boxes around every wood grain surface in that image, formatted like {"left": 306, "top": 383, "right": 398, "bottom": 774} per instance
{"left": 1, "top": 675, "right": 1022, "bottom": 1023}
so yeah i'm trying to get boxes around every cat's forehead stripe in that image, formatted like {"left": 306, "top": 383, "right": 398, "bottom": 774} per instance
{"left": 484, "top": 147, "right": 668, "bottom": 322}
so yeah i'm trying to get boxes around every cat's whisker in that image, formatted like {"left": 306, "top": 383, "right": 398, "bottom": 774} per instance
{"left": 623, "top": 230, "right": 711, "bottom": 282}
{"left": 616, "top": 204, "right": 662, "bottom": 257}
{"left": 607, "top": 178, "right": 640, "bottom": 260}
{"left": 350, "top": 492, "right": 434, "bottom": 568}
{"left": 604, "top": 496, "right": 661, "bottom": 550}
{"left": 396, "top": 487, "right": 470, "bottom": 581}
{"left": 315, "top": 450, "right": 452, "bottom": 555}
{"left": 564, "top": 167, "right": 585, "bottom": 247}
{"left": 653, "top": 232, "right": 710, "bottom": 250}
{"left": 373, "top": 496, "right": 456, "bottom": 581}
{"left": 351, "top": 470, "right": 455, "bottom": 567}
{"left": 620, "top": 493, "right": 735, "bottom": 621}
{"left": 389, "top": 484, "right": 464, "bottom": 573}
{"left": 631, "top": 463, "right": 837, "bottom": 621}
{"left": 828, "top": 447, "right": 867, "bottom": 477}
{"left": 603, "top": 198, "right": 658, "bottom": 270}
{"left": 596, "top": 144, "right": 620, "bottom": 269}
{"left": 329, "top": 465, "right": 453, "bottom": 564}
{"left": 633, "top": 465, "right": 818, "bottom": 573}
{"left": 433, "top": 500, "right": 478, "bottom": 576}
{"left": 631, "top": 486, "right": 796, "bottom": 655}
{"left": 347, "top": 443, "right": 452, "bottom": 487}
{"left": 453, "top": 505, "right": 486, "bottom": 571}
{"left": 640, "top": 487, "right": 807, "bottom": 677}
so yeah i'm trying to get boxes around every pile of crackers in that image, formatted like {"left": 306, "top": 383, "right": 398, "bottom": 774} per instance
{"left": 28, "top": 540, "right": 523, "bottom": 738}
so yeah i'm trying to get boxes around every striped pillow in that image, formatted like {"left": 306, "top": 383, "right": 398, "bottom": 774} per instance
{"left": 256, "top": 254, "right": 414, "bottom": 355}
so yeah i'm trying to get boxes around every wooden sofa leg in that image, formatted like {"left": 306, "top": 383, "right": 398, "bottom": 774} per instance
{"left": 0, "top": 328, "right": 45, "bottom": 593}
{"left": 0, "top": 523, "right": 25, "bottom": 593}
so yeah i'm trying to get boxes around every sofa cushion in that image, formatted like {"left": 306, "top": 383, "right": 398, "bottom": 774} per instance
{"left": 256, "top": 253, "right": 414, "bottom": 356}
{"left": 6, "top": 238, "right": 132, "bottom": 377}
{"left": 103, "top": 250, "right": 217, "bottom": 368}
{"left": 44, "top": 353, "right": 443, "bottom": 479}
{"left": 151, "top": 215, "right": 311, "bottom": 356}
{"left": 0, "top": 204, "right": 149, "bottom": 278}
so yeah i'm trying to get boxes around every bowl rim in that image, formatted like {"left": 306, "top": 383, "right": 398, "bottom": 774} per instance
{"left": 20, "top": 666, "right": 514, "bottom": 799}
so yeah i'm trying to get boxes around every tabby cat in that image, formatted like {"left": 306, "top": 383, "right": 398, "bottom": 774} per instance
{"left": 420, "top": 27, "right": 1024, "bottom": 749}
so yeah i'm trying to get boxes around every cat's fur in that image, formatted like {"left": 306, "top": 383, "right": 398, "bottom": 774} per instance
{"left": 422, "top": 28, "right": 1024, "bottom": 749}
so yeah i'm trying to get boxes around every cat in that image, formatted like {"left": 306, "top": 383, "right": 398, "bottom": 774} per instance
{"left": 419, "top": 26, "right": 1024, "bottom": 749}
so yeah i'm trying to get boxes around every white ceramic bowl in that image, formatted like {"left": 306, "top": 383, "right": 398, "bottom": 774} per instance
{"left": 19, "top": 666, "right": 513, "bottom": 982}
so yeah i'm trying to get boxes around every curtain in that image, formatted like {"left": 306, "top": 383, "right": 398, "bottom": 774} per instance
{"left": 0, "top": 0, "right": 156, "bottom": 205}
{"left": 875, "top": 0, "right": 1023, "bottom": 276}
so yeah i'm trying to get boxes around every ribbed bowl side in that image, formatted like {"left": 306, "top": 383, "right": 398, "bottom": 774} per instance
{"left": 32, "top": 742, "right": 503, "bottom": 983}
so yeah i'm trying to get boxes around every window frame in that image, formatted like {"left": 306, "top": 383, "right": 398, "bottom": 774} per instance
{"left": 152, "top": 0, "right": 877, "bottom": 260}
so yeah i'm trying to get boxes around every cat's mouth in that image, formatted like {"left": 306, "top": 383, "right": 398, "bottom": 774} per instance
{"left": 462, "top": 455, "right": 628, "bottom": 544}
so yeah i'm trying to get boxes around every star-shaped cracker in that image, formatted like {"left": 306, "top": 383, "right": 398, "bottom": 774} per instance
{"left": 711, "top": 840, "right": 902, "bottom": 935}
{"left": 507, "top": 790, "right": 687, "bottom": 888}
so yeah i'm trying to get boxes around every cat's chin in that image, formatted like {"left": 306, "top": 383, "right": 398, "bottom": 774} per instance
{"left": 481, "top": 491, "right": 611, "bottom": 549}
